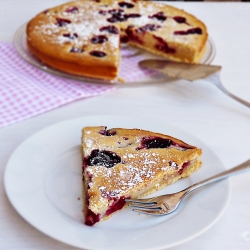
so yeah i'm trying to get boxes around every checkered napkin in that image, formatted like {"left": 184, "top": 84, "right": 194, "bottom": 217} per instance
{"left": 0, "top": 42, "right": 154, "bottom": 128}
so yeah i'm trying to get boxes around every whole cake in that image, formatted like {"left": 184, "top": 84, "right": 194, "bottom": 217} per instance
{"left": 81, "top": 126, "right": 202, "bottom": 226}
{"left": 27, "top": 0, "right": 208, "bottom": 80}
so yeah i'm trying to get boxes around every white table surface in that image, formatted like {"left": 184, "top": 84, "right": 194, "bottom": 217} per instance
{"left": 1, "top": 1, "right": 250, "bottom": 249}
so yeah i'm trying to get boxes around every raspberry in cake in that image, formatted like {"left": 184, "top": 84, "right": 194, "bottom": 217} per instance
{"left": 81, "top": 126, "right": 202, "bottom": 226}
{"left": 26, "top": 0, "right": 208, "bottom": 81}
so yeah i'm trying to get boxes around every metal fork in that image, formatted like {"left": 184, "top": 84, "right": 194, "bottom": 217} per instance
{"left": 125, "top": 158, "right": 250, "bottom": 215}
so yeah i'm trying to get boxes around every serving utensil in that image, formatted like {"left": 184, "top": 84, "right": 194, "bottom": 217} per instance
{"left": 139, "top": 59, "right": 250, "bottom": 108}
{"left": 126, "top": 158, "right": 250, "bottom": 216}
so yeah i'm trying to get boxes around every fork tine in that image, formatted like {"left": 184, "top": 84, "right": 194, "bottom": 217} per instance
{"left": 129, "top": 204, "right": 161, "bottom": 210}
{"left": 125, "top": 198, "right": 157, "bottom": 205}
{"left": 132, "top": 208, "right": 165, "bottom": 216}
{"left": 128, "top": 202, "right": 158, "bottom": 208}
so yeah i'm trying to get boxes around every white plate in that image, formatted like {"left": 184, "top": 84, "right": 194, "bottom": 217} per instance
{"left": 4, "top": 116, "right": 230, "bottom": 250}
{"left": 13, "top": 23, "right": 216, "bottom": 86}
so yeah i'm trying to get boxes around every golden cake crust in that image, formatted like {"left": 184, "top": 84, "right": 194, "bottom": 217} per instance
{"left": 27, "top": 0, "right": 208, "bottom": 81}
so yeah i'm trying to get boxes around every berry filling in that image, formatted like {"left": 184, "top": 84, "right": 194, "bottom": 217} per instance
{"left": 106, "top": 9, "right": 125, "bottom": 22}
{"left": 108, "top": 8, "right": 124, "bottom": 15}
{"left": 99, "top": 10, "right": 108, "bottom": 15}
{"left": 136, "top": 136, "right": 193, "bottom": 150}
{"left": 86, "top": 149, "right": 121, "bottom": 168}
{"left": 105, "top": 197, "right": 126, "bottom": 216}
{"left": 100, "top": 25, "right": 119, "bottom": 34}
{"left": 173, "top": 16, "right": 188, "bottom": 24}
{"left": 178, "top": 161, "right": 190, "bottom": 175}
{"left": 91, "top": 35, "right": 108, "bottom": 44}
{"left": 107, "top": 9, "right": 140, "bottom": 23}
{"left": 153, "top": 35, "right": 176, "bottom": 54}
{"left": 69, "top": 47, "right": 84, "bottom": 53}
{"left": 89, "top": 51, "right": 107, "bottom": 57}
{"left": 85, "top": 197, "right": 127, "bottom": 226}
{"left": 85, "top": 208, "right": 101, "bottom": 226}
{"left": 118, "top": 2, "right": 135, "bottom": 8}
{"left": 99, "top": 128, "right": 117, "bottom": 136}
{"left": 137, "top": 24, "right": 161, "bottom": 33}
{"left": 63, "top": 33, "right": 78, "bottom": 39}
{"left": 174, "top": 27, "right": 202, "bottom": 35}
{"left": 149, "top": 12, "right": 167, "bottom": 22}
{"left": 107, "top": 14, "right": 126, "bottom": 23}
{"left": 120, "top": 35, "right": 129, "bottom": 43}
{"left": 126, "top": 13, "right": 141, "bottom": 18}
{"left": 55, "top": 18, "right": 71, "bottom": 27}
{"left": 125, "top": 26, "right": 144, "bottom": 44}
{"left": 65, "top": 6, "right": 79, "bottom": 13}
{"left": 137, "top": 137, "right": 173, "bottom": 150}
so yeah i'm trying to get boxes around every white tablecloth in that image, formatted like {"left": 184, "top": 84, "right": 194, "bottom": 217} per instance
{"left": 1, "top": 1, "right": 250, "bottom": 249}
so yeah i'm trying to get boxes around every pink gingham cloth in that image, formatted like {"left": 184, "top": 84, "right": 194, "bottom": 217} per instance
{"left": 0, "top": 42, "right": 154, "bottom": 128}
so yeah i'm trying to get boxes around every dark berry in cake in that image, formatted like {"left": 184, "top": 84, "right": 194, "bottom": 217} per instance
{"left": 107, "top": 9, "right": 140, "bottom": 23}
{"left": 118, "top": 2, "right": 135, "bottom": 8}
{"left": 149, "top": 12, "right": 167, "bottom": 22}
{"left": 107, "top": 10, "right": 126, "bottom": 23}
{"left": 99, "top": 10, "right": 107, "bottom": 15}
{"left": 178, "top": 161, "right": 190, "bottom": 175}
{"left": 173, "top": 16, "right": 187, "bottom": 24}
{"left": 70, "top": 47, "right": 84, "bottom": 53}
{"left": 99, "top": 128, "right": 117, "bottom": 136}
{"left": 65, "top": 6, "right": 79, "bottom": 13}
{"left": 125, "top": 27, "right": 144, "bottom": 44}
{"left": 154, "top": 36, "right": 176, "bottom": 54}
{"left": 105, "top": 197, "right": 126, "bottom": 216}
{"left": 55, "top": 18, "right": 71, "bottom": 27}
{"left": 63, "top": 33, "right": 78, "bottom": 39}
{"left": 91, "top": 35, "right": 108, "bottom": 44}
{"left": 85, "top": 209, "right": 100, "bottom": 226}
{"left": 89, "top": 51, "right": 107, "bottom": 57}
{"left": 87, "top": 149, "right": 121, "bottom": 168}
{"left": 174, "top": 27, "right": 202, "bottom": 35}
{"left": 124, "top": 13, "right": 141, "bottom": 19}
{"left": 137, "top": 24, "right": 161, "bottom": 33}
{"left": 139, "top": 137, "right": 173, "bottom": 149}
{"left": 100, "top": 25, "right": 119, "bottom": 34}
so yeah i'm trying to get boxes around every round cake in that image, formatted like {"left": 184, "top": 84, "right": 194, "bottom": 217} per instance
{"left": 26, "top": 0, "right": 208, "bottom": 80}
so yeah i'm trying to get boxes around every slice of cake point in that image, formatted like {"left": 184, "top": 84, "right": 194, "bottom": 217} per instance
{"left": 81, "top": 126, "right": 202, "bottom": 226}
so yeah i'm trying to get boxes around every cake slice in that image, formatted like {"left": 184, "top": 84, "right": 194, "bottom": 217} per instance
{"left": 81, "top": 126, "right": 202, "bottom": 226}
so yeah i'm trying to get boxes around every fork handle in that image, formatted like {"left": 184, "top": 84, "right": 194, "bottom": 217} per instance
{"left": 184, "top": 158, "right": 250, "bottom": 194}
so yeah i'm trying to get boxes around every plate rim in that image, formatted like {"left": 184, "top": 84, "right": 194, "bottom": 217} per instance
{"left": 4, "top": 115, "right": 230, "bottom": 250}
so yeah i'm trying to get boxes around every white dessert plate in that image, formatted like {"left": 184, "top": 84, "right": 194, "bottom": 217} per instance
{"left": 13, "top": 23, "right": 216, "bottom": 86}
{"left": 4, "top": 115, "right": 230, "bottom": 250}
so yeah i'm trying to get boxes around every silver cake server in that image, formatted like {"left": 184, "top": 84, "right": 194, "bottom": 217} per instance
{"left": 139, "top": 59, "right": 250, "bottom": 108}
